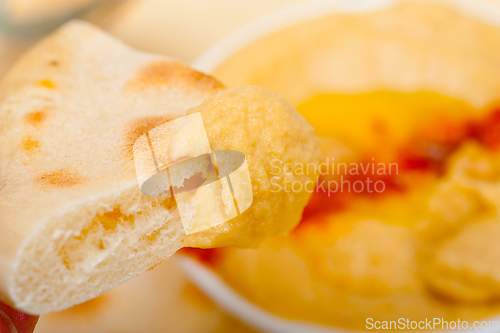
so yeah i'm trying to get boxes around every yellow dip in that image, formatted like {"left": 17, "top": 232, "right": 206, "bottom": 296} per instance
{"left": 185, "top": 91, "right": 500, "bottom": 330}
{"left": 183, "top": 3, "right": 500, "bottom": 329}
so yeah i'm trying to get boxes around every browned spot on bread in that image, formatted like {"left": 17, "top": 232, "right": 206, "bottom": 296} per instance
{"left": 38, "top": 170, "right": 80, "bottom": 187}
{"left": 127, "top": 61, "right": 223, "bottom": 93}
{"left": 161, "top": 196, "right": 177, "bottom": 211}
{"left": 25, "top": 108, "right": 49, "bottom": 125}
{"left": 147, "top": 260, "right": 163, "bottom": 271}
{"left": 22, "top": 137, "right": 40, "bottom": 151}
{"left": 49, "top": 60, "right": 59, "bottom": 67}
{"left": 123, "top": 115, "right": 174, "bottom": 159}
{"left": 93, "top": 206, "right": 135, "bottom": 231}
{"left": 39, "top": 79, "right": 56, "bottom": 89}
{"left": 142, "top": 228, "right": 161, "bottom": 246}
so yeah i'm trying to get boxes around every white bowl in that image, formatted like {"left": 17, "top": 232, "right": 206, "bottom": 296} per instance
{"left": 179, "top": 1, "right": 500, "bottom": 332}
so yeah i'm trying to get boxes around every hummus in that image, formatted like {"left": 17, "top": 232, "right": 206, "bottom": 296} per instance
{"left": 185, "top": 85, "right": 322, "bottom": 249}
{"left": 183, "top": 2, "right": 500, "bottom": 330}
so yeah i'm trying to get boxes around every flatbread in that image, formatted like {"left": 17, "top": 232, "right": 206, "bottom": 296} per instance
{"left": 0, "top": 21, "right": 321, "bottom": 315}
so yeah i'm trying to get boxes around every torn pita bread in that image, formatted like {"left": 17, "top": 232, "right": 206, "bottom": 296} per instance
{"left": 0, "top": 21, "right": 321, "bottom": 314}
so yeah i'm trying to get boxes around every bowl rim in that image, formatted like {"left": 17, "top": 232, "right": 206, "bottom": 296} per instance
{"left": 191, "top": 0, "right": 500, "bottom": 74}
{"left": 191, "top": 0, "right": 395, "bottom": 73}
{"left": 176, "top": 255, "right": 352, "bottom": 333}
{"left": 183, "top": 0, "right": 500, "bottom": 332}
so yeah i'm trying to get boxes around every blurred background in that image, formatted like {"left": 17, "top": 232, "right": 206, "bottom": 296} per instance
{"left": 0, "top": 0, "right": 312, "bottom": 77}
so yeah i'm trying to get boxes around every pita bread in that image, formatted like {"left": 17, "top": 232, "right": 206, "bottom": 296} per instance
{"left": 0, "top": 21, "right": 321, "bottom": 315}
